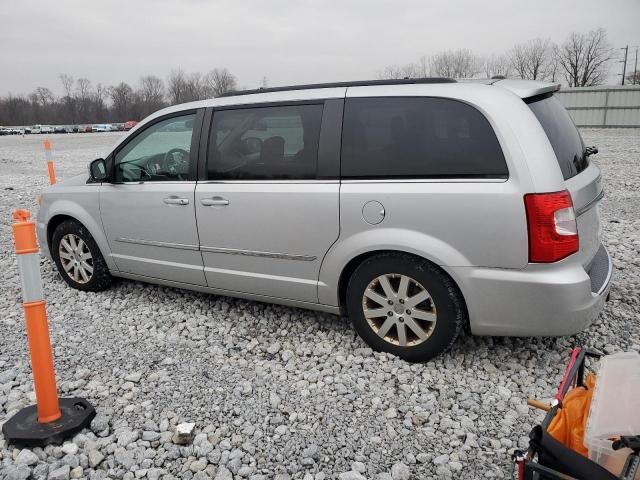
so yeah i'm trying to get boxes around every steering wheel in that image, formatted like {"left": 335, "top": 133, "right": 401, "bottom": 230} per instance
{"left": 163, "top": 148, "right": 190, "bottom": 179}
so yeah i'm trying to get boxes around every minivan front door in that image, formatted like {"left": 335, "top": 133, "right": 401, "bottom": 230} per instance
{"left": 195, "top": 102, "right": 341, "bottom": 303}
{"left": 100, "top": 111, "right": 206, "bottom": 286}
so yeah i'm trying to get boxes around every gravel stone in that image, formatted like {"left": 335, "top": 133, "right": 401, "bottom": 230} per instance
{"left": 391, "top": 462, "right": 410, "bottom": 480}
{"left": 215, "top": 466, "right": 233, "bottom": 480}
{"left": 2, "top": 464, "right": 31, "bottom": 480}
{"left": 339, "top": 472, "right": 367, "bottom": 480}
{"left": 61, "top": 442, "right": 79, "bottom": 456}
{"left": 174, "top": 422, "right": 196, "bottom": 444}
{"left": 49, "top": 464, "right": 71, "bottom": 480}
{"left": 15, "top": 448, "right": 39, "bottom": 465}
{"left": 88, "top": 450, "right": 105, "bottom": 468}
{"left": 0, "top": 128, "right": 637, "bottom": 479}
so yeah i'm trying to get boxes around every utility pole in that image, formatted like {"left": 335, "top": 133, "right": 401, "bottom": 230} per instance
{"left": 634, "top": 46, "right": 639, "bottom": 85}
{"left": 621, "top": 45, "right": 628, "bottom": 85}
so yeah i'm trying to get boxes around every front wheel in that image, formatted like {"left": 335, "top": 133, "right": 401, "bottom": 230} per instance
{"left": 51, "top": 220, "right": 113, "bottom": 292}
{"left": 346, "top": 253, "right": 466, "bottom": 362}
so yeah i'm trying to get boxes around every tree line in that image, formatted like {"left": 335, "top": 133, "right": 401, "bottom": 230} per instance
{"left": 2, "top": 27, "right": 637, "bottom": 127}
{"left": 379, "top": 28, "right": 638, "bottom": 87}
{"left": 0, "top": 68, "right": 239, "bottom": 127}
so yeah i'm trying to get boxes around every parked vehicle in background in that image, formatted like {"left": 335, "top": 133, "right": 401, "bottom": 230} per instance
{"left": 0, "top": 127, "right": 8, "bottom": 135}
{"left": 124, "top": 120, "right": 138, "bottom": 130}
{"left": 38, "top": 125, "right": 54, "bottom": 134}
{"left": 112, "top": 123, "right": 125, "bottom": 131}
{"left": 36, "top": 77, "right": 613, "bottom": 361}
{"left": 54, "top": 126, "right": 68, "bottom": 134}
{"left": 31, "top": 125, "right": 42, "bottom": 134}
{"left": 92, "top": 124, "right": 112, "bottom": 132}
{"left": 23, "top": 127, "right": 32, "bottom": 134}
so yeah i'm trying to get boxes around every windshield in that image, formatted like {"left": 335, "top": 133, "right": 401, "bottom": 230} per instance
{"left": 528, "top": 95, "right": 587, "bottom": 180}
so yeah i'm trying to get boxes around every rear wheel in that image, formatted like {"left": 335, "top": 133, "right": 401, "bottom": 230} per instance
{"left": 52, "top": 220, "right": 112, "bottom": 292}
{"left": 346, "top": 253, "right": 466, "bottom": 362}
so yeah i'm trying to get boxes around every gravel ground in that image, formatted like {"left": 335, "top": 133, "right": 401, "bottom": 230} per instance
{"left": 0, "top": 130, "right": 638, "bottom": 480}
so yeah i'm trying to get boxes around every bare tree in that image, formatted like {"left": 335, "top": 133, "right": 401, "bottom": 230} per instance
{"left": 59, "top": 74, "right": 74, "bottom": 99}
{"left": 509, "top": 39, "right": 554, "bottom": 80}
{"left": 377, "top": 65, "right": 404, "bottom": 79}
{"left": 204, "top": 68, "right": 237, "bottom": 97}
{"left": 167, "top": 68, "right": 187, "bottom": 105}
{"left": 626, "top": 70, "right": 640, "bottom": 85}
{"left": 34, "top": 87, "right": 54, "bottom": 105}
{"left": 109, "top": 82, "right": 134, "bottom": 120}
{"left": 138, "top": 75, "right": 165, "bottom": 113}
{"left": 184, "top": 72, "right": 206, "bottom": 101}
{"left": 556, "top": 28, "right": 612, "bottom": 87}
{"left": 430, "top": 49, "right": 480, "bottom": 78}
{"left": 260, "top": 76, "right": 269, "bottom": 88}
{"left": 483, "top": 54, "right": 511, "bottom": 78}
{"left": 76, "top": 78, "right": 93, "bottom": 121}
{"left": 377, "top": 60, "right": 424, "bottom": 80}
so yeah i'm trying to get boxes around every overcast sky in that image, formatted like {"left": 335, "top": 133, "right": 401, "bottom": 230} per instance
{"left": 1, "top": 0, "right": 638, "bottom": 96}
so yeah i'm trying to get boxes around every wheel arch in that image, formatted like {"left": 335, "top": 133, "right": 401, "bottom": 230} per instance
{"left": 45, "top": 201, "right": 116, "bottom": 271}
{"left": 334, "top": 249, "right": 469, "bottom": 324}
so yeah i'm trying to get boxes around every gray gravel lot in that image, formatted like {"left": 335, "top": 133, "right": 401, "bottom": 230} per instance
{"left": 0, "top": 130, "right": 639, "bottom": 479}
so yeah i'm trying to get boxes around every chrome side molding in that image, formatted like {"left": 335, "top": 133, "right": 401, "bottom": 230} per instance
{"left": 200, "top": 245, "right": 317, "bottom": 262}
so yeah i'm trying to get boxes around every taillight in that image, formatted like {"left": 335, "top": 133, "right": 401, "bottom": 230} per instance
{"left": 524, "top": 190, "right": 579, "bottom": 263}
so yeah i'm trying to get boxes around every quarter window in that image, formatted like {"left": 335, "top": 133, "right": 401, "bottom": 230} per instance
{"left": 114, "top": 114, "right": 196, "bottom": 182}
{"left": 207, "top": 104, "right": 323, "bottom": 180}
{"left": 341, "top": 97, "right": 508, "bottom": 178}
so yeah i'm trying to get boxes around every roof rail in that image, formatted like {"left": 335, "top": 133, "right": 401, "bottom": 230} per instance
{"left": 220, "top": 77, "right": 457, "bottom": 97}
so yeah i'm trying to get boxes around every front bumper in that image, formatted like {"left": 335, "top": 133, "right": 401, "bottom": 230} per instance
{"left": 36, "top": 218, "right": 51, "bottom": 260}
{"left": 450, "top": 244, "right": 613, "bottom": 336}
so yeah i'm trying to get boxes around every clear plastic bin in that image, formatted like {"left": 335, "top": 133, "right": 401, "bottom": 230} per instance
{"left": 584, "top": 351, "right": 640, "bottom": 477}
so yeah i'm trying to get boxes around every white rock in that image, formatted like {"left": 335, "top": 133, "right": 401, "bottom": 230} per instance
{"left": 15, "top": 448, "right": 38, "bottom": 466}
{"left": 174, "top": 422, "right": 196, "bottom": 444}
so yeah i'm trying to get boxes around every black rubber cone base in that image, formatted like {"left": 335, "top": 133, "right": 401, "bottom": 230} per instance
{"left": 2, "top": 397, "right": 96, "bottom": 447}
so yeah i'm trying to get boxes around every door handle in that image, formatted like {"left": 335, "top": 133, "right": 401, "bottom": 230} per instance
{"left": 201, "top": 197, "right": 230, "bottom": 207}
{"left": 163, "top": 197, "right": 190, "bottom": 206}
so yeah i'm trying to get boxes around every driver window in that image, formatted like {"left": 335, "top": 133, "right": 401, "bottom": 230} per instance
{"left": 207, "top": 104, "right": 323, "bottom": 180}
{"left": 114, "top": 113, "right": 196, "bottom": 182}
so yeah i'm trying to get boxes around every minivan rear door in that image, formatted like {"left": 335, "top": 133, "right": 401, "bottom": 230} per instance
{"left": 195, "top": 99, "right": 343, "bottom": 303}
{"left": 528, "top": 94, "right": 604, "bottom": 267}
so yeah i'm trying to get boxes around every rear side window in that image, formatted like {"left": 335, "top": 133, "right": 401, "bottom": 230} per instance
{"left": 208, "top": 104, "right": 323, "bottom": 180}
{"left": 341, "top": 97, "right": 508, "bottom": 178}
{"left": 527, "top": 95, "right": 587, "bottom": 180}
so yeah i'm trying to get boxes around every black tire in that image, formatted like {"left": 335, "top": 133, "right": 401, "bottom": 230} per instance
{"left": 51, "top": 219, "right": 113, "bottom": 292}
{"left": 346, "top": 252, "right": 466, "bottom": 362}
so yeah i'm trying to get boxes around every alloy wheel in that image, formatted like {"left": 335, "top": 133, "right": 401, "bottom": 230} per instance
{"left": 58, "top": 233, "right": 93, "bottom": 284}
{"left": 361, "top": 273, "right": 437, "bottom": 347}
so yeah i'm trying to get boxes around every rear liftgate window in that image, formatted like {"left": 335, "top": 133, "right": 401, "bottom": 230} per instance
{"left": 341, "top": 97, "right": 508, "bottom": 178}
{"left": 527, "top": 94, "right": 588, "bottom": 180}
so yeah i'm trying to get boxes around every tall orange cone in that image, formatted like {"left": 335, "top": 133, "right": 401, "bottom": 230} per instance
{"left": 44, "top": 138, "right": 56, "bottom": 185}
{"left": 2, "top": 210, "right": 95, "bottom": 446}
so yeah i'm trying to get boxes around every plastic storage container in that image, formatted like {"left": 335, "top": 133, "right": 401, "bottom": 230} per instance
{"left": 584, "top": 351, "right": 640, "bottom": 477}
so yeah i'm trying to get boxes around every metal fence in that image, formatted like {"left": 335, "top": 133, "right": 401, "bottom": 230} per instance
{"left": 555, "top": 85, "right": 640, "bottom": 128}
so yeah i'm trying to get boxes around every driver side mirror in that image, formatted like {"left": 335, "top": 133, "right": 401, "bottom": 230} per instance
{"left": 88, "top": 158, "right": 107, "bottom": 182}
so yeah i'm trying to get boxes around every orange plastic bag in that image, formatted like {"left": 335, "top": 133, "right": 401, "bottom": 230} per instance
{"left": 547, "top": 373, "right": 596, "bottom": 457}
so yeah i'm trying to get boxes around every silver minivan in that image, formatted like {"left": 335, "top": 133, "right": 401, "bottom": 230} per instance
{"left": 37, "top": 78, "right": 613, "bottom": 361}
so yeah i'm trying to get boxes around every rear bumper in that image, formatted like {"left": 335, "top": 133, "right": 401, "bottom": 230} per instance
{"left": 450, "top": 244, "right": 613, "bottom": 336}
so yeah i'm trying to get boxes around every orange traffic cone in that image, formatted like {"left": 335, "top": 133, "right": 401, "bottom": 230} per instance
{"left": 2, "top": 210, "right": 95, "bottom": 446}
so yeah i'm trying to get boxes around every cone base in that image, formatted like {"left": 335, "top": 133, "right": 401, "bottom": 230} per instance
{"left": 2, "top": 397, "right": 96, "bottom": 447}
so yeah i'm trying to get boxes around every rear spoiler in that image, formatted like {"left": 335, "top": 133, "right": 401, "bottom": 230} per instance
{"left": 493, "top": 79, "right": 561, "bottom": 100}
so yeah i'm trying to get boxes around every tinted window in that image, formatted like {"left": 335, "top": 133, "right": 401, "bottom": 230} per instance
{"left": 114, "top": 114, "right": 195, "bottom": 182}
{"left": 528, "top": 95, "right": 587, "bottom": 180}
{"left": 341, "top": 97, "right": 507, "bottom": 178}
{"left": 208, "top": 104, "right": 323, "bottom": 180}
